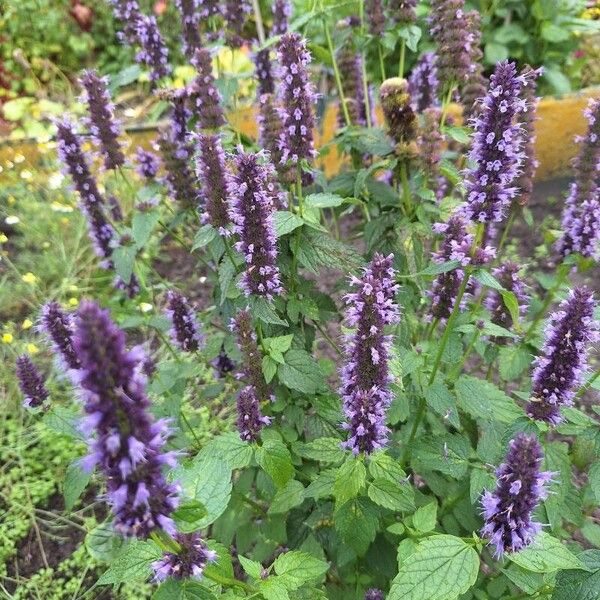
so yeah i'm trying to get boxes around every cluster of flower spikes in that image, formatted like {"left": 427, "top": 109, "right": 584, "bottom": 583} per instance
{"left": 195, "top": 132, "right": 231, "bottom": 232}
{"left": 481, "top": 433, "right": 553, "bottom": 557}
{"left": 557, "top": 98, "right": 600, "bottom": 259}
{"left": 429, "top": 0, "right": 474, "bottom": 92}
{"left": 231, "top": 310, "right": 271, "bottom": 442}
{"left": 462, "top": 61, "right": 533, "bottom": 226}
{"left": 277, "top": 32, "right": 318, "bottom": 184}
{"left": 461, "top": 10, "right": 488, "bottom": 120}
{"left": 228, "top": 151, "right": 284, "bottom": 299}
{"left": 408, "top": 52, "right": 439, "bottom": 113}
{"left": 526, "top": 287, "right": 599, "bottom": 425}
{"left": 380, "top": 78, "right": 417, "bottom": 153}
{"left": 152, "top": 532, "right": 217, "bottom": 581}
{"left": 224, "top": 0, "right": 250, "bottom": 48}
{"left": 135, "top": 14, "right": 171, "bottom": 81}
{"left": 189, "top": 47, "right": 226, "bottom": 130}
{"left": 165, "top": 290, "right": 203, "bottom": 353}
{"left": 16, "top": 355, "right": 49, "bottom": 409}
{"left": 428, "top": 215, "right": 495, "bottom": 321}
{"left": 72, "top": 301, "right": 180, "bottom": 538}
{"left": 485, "top": 262, "right": 528, "bottom": 333}
{"left": 55, "top": 117, "right": 115, "bottom": 265}
{"left": 135, "top": 146, "right": 160, "bottom": 180}
{"left": 174, "top": 0, "right": 202, "bottom": 58}
{"left": 339, "top": 253, "right": 400, "bottom": 455}
{"left": 79, "top": 70, "right": 125, "bottom": 170}
{"left": 40, "top": 301, "right": 81, "bottom": 370}
{"left": 388, "top": 0, "right": 416, "bottom": 24}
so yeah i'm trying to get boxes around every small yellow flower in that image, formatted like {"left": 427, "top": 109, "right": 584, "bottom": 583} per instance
{"left": 42, "top": 242, "right": 50, "bottom": 249}
{"left": 7, "top": 195, "right": 15, "bottom": 206}
{"left": 22, "top": 318, "right": 34, "bottom": 330}
{"left": 14, "top": 153, "right": 25, "bottom": 163}
{"left": 4, "top": 160, "right": 14, "bottom": 169}
{"left": 22, "top": 272, "right": 38, "bottom": 284}
{"left": 51, "top": 201, "right": 74, "bottom": 213}
{"left": 2, "top": 333, "right": 13, "bottom": 344}
{"left": 20, "top": 170, "right": 33, "bottom": 180}
{"left": 0, "top": 233, "right": 8, "bottom": 244}
{"left": 60, "top": 218, "right": 69, "bottom": 226}
{"left": 26, "top": 343, "right": 39, "bottom": 355}
{"left": 68, "top": 297, "right": 79, "bottom": 307}
{"left": 139, "top": 302, "right": 153, "bottom": 313}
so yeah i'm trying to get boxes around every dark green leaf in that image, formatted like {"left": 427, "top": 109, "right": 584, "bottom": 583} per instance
{"left": 63, "top": 461, "right": 92, "bottom": 511}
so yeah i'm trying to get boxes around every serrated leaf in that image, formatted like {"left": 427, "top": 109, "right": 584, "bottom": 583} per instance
{"left": 418, "top": 260, "right": 461, "bottom": 277}
{"left": 172, "top": 500, "right": 208, "bottom": 524}
{"left": 425, "top": 381, "right": 460, "bottom": 428}
{"left": 269, "top": 479, "right": 305, "bottom": 514}
{"left": 197, "top": 432, "right": 254, "bottom": 470}
{"left": 262, "top": 355, "right": 278, "bottom": 383}
{"left": 132, "top": 210, "right": 160, "bottom": 249}
{"left": 304, "top": 193, "right": 345, "bottom": 208}
{"left": 412, "top": 502, "right": 437, "bottom": 532}
{"left": 275, "top": 211, "right": 304, "bottom": 237}
{"left": 589, "top": 462, "right": 600, "bottom": 504}
{"left": 367, "top": 452, "right": 408, "bottom": 484}
{"left": 442, "top": 126, "right": 471, "bottom": 144}
{"left": 553, "top": 550, "right": 600, "bottom": 600}
{"left": 192, "top": 224, "right": 217, "bottom": 250}
{"left": 238, "top": 555, "right": 263, "bottom": 579}
{"left": 473, "top": 270, "right": 503, "bottom": 291}
{"left": 256, "top": 440, "right": 294, "bottom": 488}
{"left": 389, "top": 535, "right": 479, "bottom": 600}
{"left": 469, "top": 469, "right": 496, "bottom": 504}
{"left": 455, "top": 375, "right": 524, "bottom": 423}
{"left": 152, "top": 580, "right": 218, "bottom": 600}
{"left": 297, "top": 229, "right": 364, "bottom": 274}
{"left": 368, "top": 478, "right": 415, "bottom": 512}
{"left": 334, "top": 457, "right": 366, "bottom": 505}
{"left": 85, "top": 522, "right": 123, "bottom": 562}
{"left": 297, "top": 438, "right": 345, "bottom": 464}
{"left": 63, "top": 461, "right": 92, "bottom": 511}
{"left": 305, "top": 469, "right": 336, "bottom": 499}
{"left": 509, "top": 532, "right": 587, "bottom": 573}
{"left": 412, "top": 434, "right": 471, "bottom": 479}
{"left": 112, "top": 245, "right": 137, "bottom": 284}
{"left": 273, "top": 551, "right": 329, "bottom": 588}
{"left": 97, "top": 540, "right": 162, "bottom": 585}
{"left": 334, "top": 497, "right": 379, "bottom": 556}
{"left": 498, "top": 346, "right": 531, "bottom": 381}
{"left": 43, "top": 407, "right": 85, "bottom": 440}
{"left": 278, "top": 349, "right": 325, "bottom": 395}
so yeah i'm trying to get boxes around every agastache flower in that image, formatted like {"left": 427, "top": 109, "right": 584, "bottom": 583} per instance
{"left": 16, "top": 355, "right": 49, "bottom": 409}
{"left": 135, "top": 14, "right": 171, "bottom": 81}
{"left": 462, "top": 61, "right": 529, "bottom": 225}
{"left": 389, "top": 0, "right": 416, "bottom": 24}
{"left": 195, "top": 133, "right": 231, "bottom": 231}
{"left": 224, "top": 0, "right": 250, "bottom": 48}
{"left": 340, "top": 253, "right": 400, "bottom": 455}
{"left": 108, "top": 0, "right": 143, "bottom": 40}
{"left": 135, "top": 146, "right": 160, "bottom": 180}
{"left": 40, "top": 301, "right": 80, "bottom": 370}
{"left": 152, "top": 532, "right": 216, "bottom": 581}
{"left": 165, "top": 290, "right": 202, "bottom": 352}
{"left": 272, "top": 0, "right": 292, "bottom": 36}
{"left": 408, "top": 52, "right": 439, "bottom": 112}
{"left": 73, "top": 301, "right": 180, "bottom": 538}
{"left": 79, "top": 70, "right": 125, "bottom": 170}
{"left": 337, "top": 45, "right": 367, "bottom": 126}
{"left": 380, "top": 78, "right": 417, "bottom": 146}
{"left": 237, "top": 385, "right": 271, "bottom": 442}
{"left": 418, "top": 107, "right": 444, "bottom": 195}
{"left": 231, "top": 309, "right": 270, "bottom": 402}
{"left": 228, "top": 151, "right": 284, "bottom": 299}
{"left": 189, "top": 48, "right": 226, "bottom": 130}
{"left": 259, "top": 93, "right": 285, "bottom": 169}
{"left": 198, "top": 0, "right": 221, "bottom": 18}
{"left": 481, "top": 433, "right": 552, "bottom": 557}
{"left": 158, "top": 128, "right": 199, "bottom": 208}
{"left": 365, "top": 0, "right": 385, "bottom": 36}
{"left": 526, "top": 287, "right": 599, "bottom": 425}
{"left": 461, "top": 10, "right": 487, "bottom": 120}
{"left": 557, "top": 99, "right": 600, "bottom": 259}
{"left": 277, "top": 32, "right": 318, "bottom": 184}
{"left": 364, "top": 590, "right": 384, "bottom": 600}
{"left": 254, "top": 49, "right": 275, "bottom": 97}
{"left": 427, "top": 215, "right": 495, "bottom": 321}
{"left": 429, "top": 0, "right": 473, "bottom": 91}
{"left": 174, "top": 0, "right": 202, "bottom": 57}
{"left": 485, "top": 262, "right": 528, "bottom": 332}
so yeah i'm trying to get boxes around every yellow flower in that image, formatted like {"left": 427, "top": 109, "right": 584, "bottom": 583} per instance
{"left": 22, "top": 272, "right": 38, "bottom": 284}
{"left": 68, "top": 297, "right": 79, "bottom": 307}
{"left": 139, "top": 302, "right": 153, "bottom": 313}
{"left": 51, "top": 201, "right": 74, "bottom": 213}
{"left": 26, "top": 343, "right": 39, "bottom": 355}
{"left": 0, "top": 233, "right": 8, "bottom": 244}
{"left": 2, "top": 333, "right": 13, "bottom": 344}
{"left": 20, "top": 170, "right": 33, "bottom": 180}
{"left": 14, "top": 153, "right": 25, "bottom": 164}
{"left": 7, "top": 195, "right": 15, "bottom": 206}
{"left": 22, "top": 318, "right": 34, "bottom": 330}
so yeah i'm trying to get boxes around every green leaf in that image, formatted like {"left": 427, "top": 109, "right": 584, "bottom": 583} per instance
{"left": 197, "top": 432, "right": 253, "bottom": 470}
{"left": 305, "top": 469, "right": 336, "bottom": 500}
{"left": 500, "top": 290, "right": 521, "bottom": 329}
{"left": 85, "top": 522, "right": 123, "bottom": 562}
{"left": 588, "top": 462, "right": 600, "bottom": 504}
{"left": 553, "top": 550, "right": 600, "bottom": 600}
{"left": 304, "top": 193, "right": 345, "bottom": 208}
{"left": 297, "top": 229, "right": 364, "bottom": 274}
{"left": 339, "top": 126, "right": 395, "bottom": 155}
{"left": 472, "top": 270, "right": 503, "bottom": 291}
{"left": 192, "top": 224, "right": 217, "bottom": 250}
{"left": 398, "top": 24, "right": 422, "bottom": 52}
{"left": 43, "top": 407, "right": 85, "bottom": 440}
{"left": 484, "top": 42, "right": 509, "bottom": 65}
{"left": 275, "top": 211, "right": 304, "bottom": 237}
{"left": 418, "top": 260, "right": 461, "bottom": 277}
{"left": 97, "top": 540, "right": 162, "bottom": 585}
{"left": 152, "top": 580, "right": 218, "bottom": 600}
{"left": 442, "top": 126, "right": 471, "bottom": 145}
{"left": 172, "top": 500, "right": 208, "bottom": 524}
{"left": 498, "top": 346, "right": 531, "bottom": 381}
{"left": 172, "top": 454, "right": 232, "bottom": 531}
{"left": 250, "top": 296, "right": 288, "bottom": 326}
{"left": 469, "top": 469, "right": 496, "bottom": 504}
{"left": 412, "top": 434, "right": 471, "bottom": 479}
{"left": 132, "top": 210, "right": 160, "bottom": 249}
{"left": 273, "top": 551, "right": 329, "bottom": 588}
{"left": 412, "top": 502, "right": 437, "bottom": 533}
{"left": 278, "top": 349, "right": 325, "bottom": 395}
{"left": 455, "top": 375, "right": 524, "bottom": 423}
{"left": 112, "top": 245, "right": 137, "bottom": 284}
{"left": 388, "top": 535, "right": 479, "bottom": 600}
{"left": 238, "top": 555, "right": 263, "bottom": 579}
{"left": 368, "top": 452, "right": 408, "bottom": 484}
{"left": 509, "top": 532, "right": 588, "bottom": 573}
{"left": 297, "top": 437, "right": 345, "bottom": 464}
{"left": 269, "top": 479, "right": 305, "bottom": 514}
{"left": 256, "top": 439, "right": 294, "bottom": 488}
{"left": 334, "top": 457, "right": 366, "bottom": 505}
{"left": 368, "top": 478, "right": 415, "bottom": 512}
{"left": 262, "top": 355, "right": 278, "bottom": 383}
{"left": 63, "top": 462, "right": 92, "bottom": 511}
{"left": 334, "top": 497, "right": 379, "bottom": 556}
{"left": 259, "top": 578, "right": 291, "bottom": 600}
{"left": 425, "top": 381, "right": 460, "bottom": 429}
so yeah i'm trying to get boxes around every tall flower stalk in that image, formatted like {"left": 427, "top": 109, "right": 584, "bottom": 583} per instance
{"left": 272, "top": 0, "right": 291, "bottom": 35}
{"left": 165, "top": 291, "right": 203, "bottom": 353}
{"left": 40, "top": 301, "right": 80, "bottom": 370}
{"left": 152, "top": 532, "right": 216, "bottom": 581}
{"left": 135, "top": 14, "right": 171, "bottom": 81}
{"left": 175, "top": 0, "right": 202, "bottom": 57}
{"left": 16, "top": 355, "right": 49, "bottom": 409}
{"left": 408, "top": 52, "right": 439, "bottom": 112}
{"left": 189, "top": 48, "right": 226, "bottom": 130}
{"left": 340, "top": 254, "right": 400, "bottom": 455}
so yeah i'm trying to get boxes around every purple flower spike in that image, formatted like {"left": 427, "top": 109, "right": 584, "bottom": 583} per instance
{"left": 224, "top": 0, "right": 250, "bottom": 48}
{"left": 418, "top": 107, "right": 444, "bottom": 191}
{"left": 237, "top": 385, "right": 271, "bottom": 442}
{"left": 337, "top": 46, "right": 367, "bottom": 127}
{"left": 557, "top": 99, "right": 600, "bottom": 259}
{"left": 213, "top": 346, "right": 235, "bottom": 378}
{"left": 198, "top": 0, "right": 221, "bottom": 18}
{"left": 365, "top": 0, "right": 385, "bottom": 36}
{"left": 461, "top": 11, "right": 487, "bottom": 120}
{"left": 196, "top": 133, "right": 231, "bottom": 232}
{"left": 135, "top": 14, "right": 171, "bottom": 81}
{"left": 174, "top": 0, "right": 202, "bottom": 58}
{"left": 108, "top": 0, "right": 143, "bottom": 41}
{"left": 427, "top": 215, "right": 495, "bottom": 321}
{"left": 277, "top": 32, "right": 317, "bottom": 184}
{"left": 380, "top": 78, "right": 417, "bottom": 146}
{"left": 429, "top": 0, "right": 473, "bottom": 91}
{"left": 254, "top": 49, "right": 275, "bottom": 97}
{"left": 152, "top": 532, "right": 216, "bottom": 581}
{"left": 79, "top": 70, "right": 125, "bottom": 170}
{"left": 158, "top": 128, "right": 199, "bottom": 208}
{"left": 189, "top": 48, "right": 226, "bottom": 130}
{"left": 272, "top": 0, "right": 292, "bottom": 36}
{"left": 229, "top": 152, "right": 284, "bottom": 299}
{"left": 364, "top": 590, "right": 384, "bottom": 600}
{"left": 340, "top": 253, "right": 400, "bottom": 455}
{"left": 16, "top": 355, "right": 49, "bottom": 409}
{"left": 259, "top": 93, "right": 285, "bottom": 170}
{"left": 526, "top": 287, "right": 599, "bottom": 425}
{"left": 135, "top": 146, "right": 160, "bottom": 180}
{"left": 481, "top": 433, "right": 552, "bottom": 557}
{"left": 485, "top": 262, "right": 528, "bottom": 333}
{"left": 231, "top": 309, "right": 270, "bottom": 402}
{"left": 408, "top": 52, "right": 439, "bottom": 113}
{"left": 165, "top": 290, "right": 203, "bottom": 353}
{"left": 73, "top": 301, "right": 180, "bottom": 538}
{"left": 389, "top": 0, "right": 416, "bottom": 25}
{"left": 40, "top": 302, "right": 80, "bottom": 370}
{"left": 462, "top": 61, "right": 530, "bottom": 225}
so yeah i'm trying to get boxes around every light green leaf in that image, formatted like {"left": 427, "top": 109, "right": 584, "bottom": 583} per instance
{"left": 197, "top": 432, "right": 253, "bottom": 470}
{"left": 63, "top": 461, "right": 92, "bottom": 511}
{"left": 172, "top": 500, "right": 208, "bottom": 524}
{"left": 368, "top": 478, "right": 415, "bottom": 512}
{"left": 238, "top": 555, "right": 263, "bottom": 580}
{"left": 455, "top": 375, "right": 524, "bottom": 423}
{"left": 553, "top": 550, "right": 600, "bottom": 600}
{"left": 85, "top": 522, "right": 123, "bottom": 562}
{"left": 256, "top": 440, "right": 294, "bottom": 488}
{"left": 412, "top": 502, "right": 437, "bottom": 533}
{"left": 588, "top": 462, "right": 600, "bottom": 504}
{"left": 192, "top": 224, "right": 217, "bottom": 250}
{"left": 275, "top": 211, "right": 304, "bottom": 237}
{"left": 334, "top": 457, "right": 366, "bottom": 505}
{"left": 132, "top": 210, "right": 160, "bottom": 249}
{"left": 269, "top": 480, "right": 305, "bottom": 514}
{"left": 297, "top": 438, "right": 345, "bottom": 464}
{"left": 389, "top": 535, "right": 480, "bottom": 600}
{"left": 273, "top": 551, "right": 329, "bottom": 588}
{"left": 509, "top": 532, "right": 588, "bottom": 573}
{"left": 278, "top": 349, "right": 325, "bottom": 395}
{"left": 112, "top": 245, "right": 137, "bottom": 285}
{"left": 334, "top": 497, "right": 379, "bottom": 556}
{"left": 368, "top": 452, "right": 407, "bottom": 484}
{"left": 152, "top": 580, "right": 218, "bottom": 600}
{"left": 97, "top": 540, "right": 162, "bottom": 585}
{"left": 498, "top": 346, "right": 531, "bottom": 381}
{"left": 304, "top": 193, "right": 345, "bottom": 208}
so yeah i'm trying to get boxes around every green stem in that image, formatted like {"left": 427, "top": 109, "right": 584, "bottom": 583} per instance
{"left": 449, "top": 327, "right": 482, "bottom": 381}
{"left": 313, "top": 320, "right": 343, "bottom": 356}
{"left": 378, "top": 44, "right": 387, "bottom": 81}
{"left": 359, "top": 0, "right": 372, "bottom": 128}
{"left": 251, "top": 0, "right": 266, "bottom": 45}
{"left": 496, "top": 208, "right": 516, "bottom": 259}
{"left": 398, "top": 39, "right": 406, "bottom": 78}
{"left": 440, "top": 86, "right": 456, "bottom": 127}
{"left": 400, "top": 162, "right": 412, "bottom": 215}
{"left": 577, "top": 367, "right": 600, "bottom": 398}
